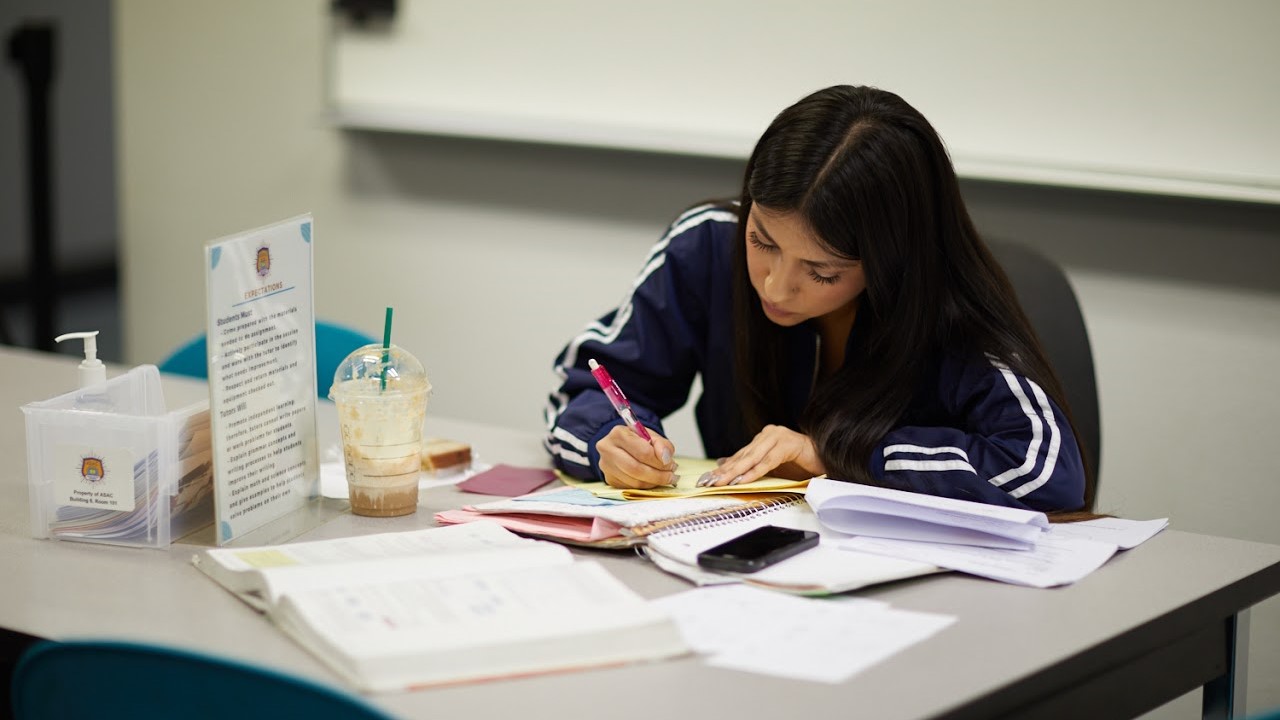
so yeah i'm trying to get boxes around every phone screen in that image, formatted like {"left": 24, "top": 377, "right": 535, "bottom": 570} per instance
{"left": 696, "top": 525, "right": 819, "bottom": 573}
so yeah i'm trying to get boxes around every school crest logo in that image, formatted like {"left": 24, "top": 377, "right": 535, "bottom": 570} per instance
{"left": 255, "top": 245, "right": 271, "bottom": 278}
{"left": 80, "top": 456, "right": 105, "bottom": 483}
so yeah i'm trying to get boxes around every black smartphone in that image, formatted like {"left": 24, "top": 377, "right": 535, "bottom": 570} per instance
{"left": 696, "top": 525, "right": 820, "bottom": 573}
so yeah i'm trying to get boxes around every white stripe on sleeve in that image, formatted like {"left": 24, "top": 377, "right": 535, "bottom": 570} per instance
{"left": 545, "top": 207, "right": 736, "bottom": 431}
{"left": 883, "top": 444, "right": 971, "bottom": 461}
{"left": 545, "top": 441, "right": 590, "bottom": 467}
{"left": 986, "top": 364, "right": 1044, "bottom": 488}
{"left": 884, "top": 459, "right": 979, "bottom": 475}
{"left": 1008, "top": 380, "right": 1062, "bottom": 499}
{"left": 552, "top": 426, "right": 589, "bottom": 452}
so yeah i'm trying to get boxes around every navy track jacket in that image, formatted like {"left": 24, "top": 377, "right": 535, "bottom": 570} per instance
{"left": 544, "top": 204, "right": 1086, "bottom": 513}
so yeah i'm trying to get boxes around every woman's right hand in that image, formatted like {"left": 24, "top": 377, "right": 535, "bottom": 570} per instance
{"left": 597, "top": 425, "right": 677, "bottom": 488}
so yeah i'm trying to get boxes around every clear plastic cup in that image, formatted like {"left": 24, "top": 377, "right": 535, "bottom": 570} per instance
{"left": 329, "top": 344, "right": 431, "bottom": 517}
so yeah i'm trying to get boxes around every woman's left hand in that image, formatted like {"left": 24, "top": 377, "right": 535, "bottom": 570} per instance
{"left": 698, "top": 425, "right": 826, "bottom": 487}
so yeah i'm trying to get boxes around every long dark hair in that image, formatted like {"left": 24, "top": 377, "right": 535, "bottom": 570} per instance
{"left": 730, "top": 85, "right": 1095, "bottom": 512}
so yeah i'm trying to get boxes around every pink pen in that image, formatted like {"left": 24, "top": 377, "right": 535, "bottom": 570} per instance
{"left": 588, "top": 359, "right": 653, "bottom": 442}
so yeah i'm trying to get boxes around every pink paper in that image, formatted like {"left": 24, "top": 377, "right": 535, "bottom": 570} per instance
{"left": 434, "top": 509, "right": 622, "bottom": 543}
{"left": 456, "top": 464, "right": 556, "bottom": 496}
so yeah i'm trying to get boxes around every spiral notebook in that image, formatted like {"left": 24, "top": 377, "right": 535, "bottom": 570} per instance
{"left": 434, "top": 489, "right": 757, "bottom": 549}
{"left": 643, "top": 496, "right": 942, "bottom": 595}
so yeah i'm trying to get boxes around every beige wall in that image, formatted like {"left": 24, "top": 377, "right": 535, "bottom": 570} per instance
{"left": 116, "top": 2, "right": 1280, "bottom": 717}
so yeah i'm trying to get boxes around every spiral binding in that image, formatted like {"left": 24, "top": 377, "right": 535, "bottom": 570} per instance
{"left": 645, "top": 493, "right": 805, "bottom": 539}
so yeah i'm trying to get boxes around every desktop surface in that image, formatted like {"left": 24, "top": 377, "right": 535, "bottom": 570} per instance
{"left": 1, "top": 346, "right": 1278, "bottom": 719}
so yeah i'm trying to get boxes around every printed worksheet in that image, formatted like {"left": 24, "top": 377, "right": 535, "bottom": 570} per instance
{"left": 1050, "top": 517, "right": 1169, "bottom": 549}
{"left": 841, "top": 533, "right": 1117, "bottom": 588}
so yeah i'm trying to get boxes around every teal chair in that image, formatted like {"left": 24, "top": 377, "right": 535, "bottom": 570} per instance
{"left": 10, "top": 640, "right": 394, "bottom": 720}
{"left": 159, "top": 321, "right": 376, "bottom": 399}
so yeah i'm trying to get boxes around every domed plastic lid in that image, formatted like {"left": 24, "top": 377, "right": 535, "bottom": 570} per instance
{"left": 329, "top": 344, "right": 430, "bottom": 399}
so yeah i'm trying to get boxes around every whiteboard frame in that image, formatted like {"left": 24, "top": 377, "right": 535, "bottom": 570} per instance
{"left": 328, "top": 0, "right": 1280, "bottom": 206}
{"left": 332, "top": 104, "right": 1280, "bottom": 205}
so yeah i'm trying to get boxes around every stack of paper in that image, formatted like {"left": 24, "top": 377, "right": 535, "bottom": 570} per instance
{"left": 807, "top": 479, "right": 1169, "bottom": 588}
{"left": 434, "top": 487, "right": 755, "bottom": 547}
{"left": 806, "top": 478, "right": 1050, "bottom": 549}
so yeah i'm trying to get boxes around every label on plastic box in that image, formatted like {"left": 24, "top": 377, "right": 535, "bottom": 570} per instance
{"left": 54, "top": 444, "right": 137, "bottom": 512}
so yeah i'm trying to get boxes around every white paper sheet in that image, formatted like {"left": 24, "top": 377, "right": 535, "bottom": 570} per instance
{"left": 1050, "top": 517, "right": 1169, "bottom": 549}
{"left": 840, "top": 533, "right": 1117, "bottom": 588}
{"left": 654, "top": 585, "right": 953, "bottom": 683}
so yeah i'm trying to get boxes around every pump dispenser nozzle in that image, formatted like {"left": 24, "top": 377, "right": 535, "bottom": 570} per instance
{"left": 54, "top": 331, "right": 107, "bottom": 388}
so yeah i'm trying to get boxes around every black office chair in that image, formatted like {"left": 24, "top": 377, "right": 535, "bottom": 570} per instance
{"left": 988, "top": 241, "right": 1102, "bottom": 486}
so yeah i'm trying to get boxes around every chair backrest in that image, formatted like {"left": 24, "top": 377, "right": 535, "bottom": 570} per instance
{"left": 10, "top": 640, "right": 393, "bottom": 720}
{"left": 1246, "top": 705, "right": 1280, "bottom": 720}
{"left": 314, "top": 323, "right": 380, "bottom": 399}
{"left": 988, "top": 241, "right": 1101, "bottom": 484}
{"left": 158, "top": 321, "right": 376, "bottom": 399}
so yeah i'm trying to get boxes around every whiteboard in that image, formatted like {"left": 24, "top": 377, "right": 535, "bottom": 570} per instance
{"left": 330, "top": 0, "right": 1280, "bottom": 204}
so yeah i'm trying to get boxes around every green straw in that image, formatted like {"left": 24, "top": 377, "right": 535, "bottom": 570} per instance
{"left": 380, "top": 307, "right": 393, "bottom": 391}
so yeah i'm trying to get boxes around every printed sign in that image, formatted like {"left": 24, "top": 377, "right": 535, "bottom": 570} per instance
{"left": 205, "top": 215, "right": 319, "bottom": 544}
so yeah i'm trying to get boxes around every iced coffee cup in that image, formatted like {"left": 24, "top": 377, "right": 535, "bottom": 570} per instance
{"left": 329, "top": 344, "right": 431, "bottom": 517}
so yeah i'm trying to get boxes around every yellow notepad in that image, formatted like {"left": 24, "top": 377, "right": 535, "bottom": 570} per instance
{"left": 557, "top": 457, "right": 809, "bottom": 501}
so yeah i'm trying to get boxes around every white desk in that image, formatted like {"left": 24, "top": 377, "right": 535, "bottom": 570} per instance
{"left": 2, "top": 346, "right": 1278, "bottom": 719}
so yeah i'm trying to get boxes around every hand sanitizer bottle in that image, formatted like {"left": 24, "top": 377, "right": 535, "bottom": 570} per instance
{"left": 55, "top": 330, "right": 106, "bottom": 386}
{"left": 54, "top": 331, "right": 112, "bottom": 410}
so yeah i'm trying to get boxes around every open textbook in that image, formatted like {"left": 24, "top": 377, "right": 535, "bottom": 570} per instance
{"left": 192, "top": 523, "right": 687, "bottom": 691}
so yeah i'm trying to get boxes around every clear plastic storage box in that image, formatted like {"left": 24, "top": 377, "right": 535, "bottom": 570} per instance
{"left": 21, "top": 364, "right": 214, "bottom": 548}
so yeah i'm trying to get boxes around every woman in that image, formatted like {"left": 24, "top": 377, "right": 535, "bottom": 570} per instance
{"left": 544, "top": 85, "right": 1092, "bottom": 513}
